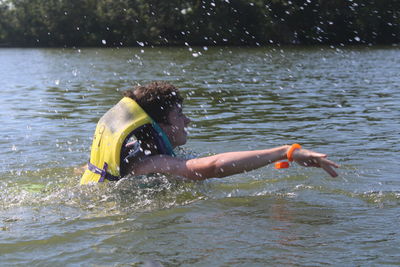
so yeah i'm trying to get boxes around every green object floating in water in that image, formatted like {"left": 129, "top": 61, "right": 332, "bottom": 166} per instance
{"left": 22, "top": 183, "right": 45, "bottom": 193}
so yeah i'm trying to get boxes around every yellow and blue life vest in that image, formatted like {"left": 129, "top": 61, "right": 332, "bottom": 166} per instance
{"left": 80, "top": 97, "right": 175, "bottom": 185}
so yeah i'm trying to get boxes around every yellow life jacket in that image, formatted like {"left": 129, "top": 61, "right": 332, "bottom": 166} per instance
{"left": 80, "top": 97, "right": 175, "bottom": 185}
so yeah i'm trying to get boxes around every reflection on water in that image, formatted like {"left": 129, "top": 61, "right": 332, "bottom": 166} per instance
{"left": 0, "top": 47, "right": 399, "bottom": 265}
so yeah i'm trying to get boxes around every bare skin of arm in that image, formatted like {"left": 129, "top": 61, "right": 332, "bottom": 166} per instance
{"left": 130, "top": 145, "right": 339, "bottom": 180}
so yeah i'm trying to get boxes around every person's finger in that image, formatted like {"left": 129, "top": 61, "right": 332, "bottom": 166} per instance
{"left": 318, "top": 158, "right": 339, "bottom": 177}
{"left": 320, "top": 158, "right": 340, "bottom": 168}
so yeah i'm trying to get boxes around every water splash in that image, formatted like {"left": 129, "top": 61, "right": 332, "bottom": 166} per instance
{"left": 0, "top": 168, "right": 207, "bottom": 215}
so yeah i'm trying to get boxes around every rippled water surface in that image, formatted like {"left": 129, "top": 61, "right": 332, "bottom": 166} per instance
{"left": 1, "top": 47, "right": 399, "bottom": 266}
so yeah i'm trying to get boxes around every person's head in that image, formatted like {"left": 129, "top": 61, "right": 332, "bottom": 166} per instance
{"left": 124, "top": 81, "right": 191, "bottom": 148}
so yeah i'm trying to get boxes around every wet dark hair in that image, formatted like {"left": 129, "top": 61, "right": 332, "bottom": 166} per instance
{"left": 124, "top": 81, "right": 183, "bottom": 124}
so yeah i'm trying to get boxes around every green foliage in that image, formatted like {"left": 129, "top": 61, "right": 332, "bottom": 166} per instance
{"left": 0, "top": 0, "right": 399, "bottom": 46}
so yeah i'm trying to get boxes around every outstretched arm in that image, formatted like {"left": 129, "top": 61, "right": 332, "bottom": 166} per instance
{"left": 130, "top": 145, "right": 339, "bottom": 180}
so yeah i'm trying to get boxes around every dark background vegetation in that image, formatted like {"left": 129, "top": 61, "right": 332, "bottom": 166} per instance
{"left": 0, "top": 0, "right": 399, "bottom": 47}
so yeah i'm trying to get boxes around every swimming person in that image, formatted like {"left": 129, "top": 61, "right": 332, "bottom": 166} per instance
{"left": 80, "top": 81, "right": 339, "bottom": 184}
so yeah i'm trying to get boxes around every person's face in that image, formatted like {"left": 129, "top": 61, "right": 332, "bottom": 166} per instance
{"left": 160, "top": 104, "right": 191, "bottom": 148}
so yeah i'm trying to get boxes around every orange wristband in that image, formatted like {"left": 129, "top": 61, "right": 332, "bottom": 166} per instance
{"left": 287, "top": 144, "right": 302, "bottom": 162}
{"left": 274, "top": 144, "right": 302, "bottom": 169}
{"left": 274, "top": 161, "right": 289, "bottom": 169}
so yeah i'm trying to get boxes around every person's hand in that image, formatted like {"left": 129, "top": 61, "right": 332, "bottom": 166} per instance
{"left": 292, "top": 149, "right": 339, "bottom": 177}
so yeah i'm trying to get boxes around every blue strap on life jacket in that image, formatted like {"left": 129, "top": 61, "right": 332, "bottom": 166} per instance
{"left": 151, "top": 121, "right": 176, "bottom": 157}
{"left": 87, "top": 162, "right": 120, "bottom": 182}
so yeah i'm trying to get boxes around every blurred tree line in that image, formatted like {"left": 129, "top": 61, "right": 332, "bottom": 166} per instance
{"left": 0, "top": 0, "right": 399, "bottom": 47}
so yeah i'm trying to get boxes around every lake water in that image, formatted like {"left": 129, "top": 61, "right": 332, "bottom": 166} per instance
{"left": 0, "top": 46, "right": 399, "bottom": 266}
